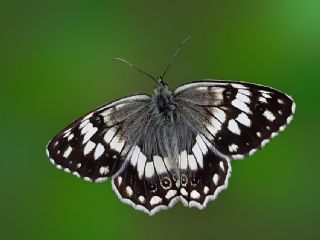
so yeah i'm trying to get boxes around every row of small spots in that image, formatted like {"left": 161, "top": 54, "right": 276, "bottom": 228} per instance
{"left": 116, "top": 160, "right": 226, "bottom": 206}
{"left": 49, "top": 157, "right": 109, "bottom": 183}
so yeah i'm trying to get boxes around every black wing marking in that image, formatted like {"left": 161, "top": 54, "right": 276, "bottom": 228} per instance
{"left": 46, "top": 95, "right": 151, "bottom": 182}
{"left": 174, "top": 80, "right": 295, "bottom": 159}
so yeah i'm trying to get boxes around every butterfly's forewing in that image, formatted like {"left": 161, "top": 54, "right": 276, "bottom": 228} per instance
{"left": 46, "top": 95, "right": 151, "bottom": 182}
{"left": 174, "top": 81, "right": 295, "bottom": 159}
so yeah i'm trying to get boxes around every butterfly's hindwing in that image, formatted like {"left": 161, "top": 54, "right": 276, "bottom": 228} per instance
{"left": 112, "top": 141, "right": 181, "bottom": 215}
{"left": 178, "top": 134, "right": 231, "bottom": 208}
{"left": 46, "top": 95, "right": 151, "bottom": 182}
{"left": 112, "top": 133, "right": 231, "bottom": 215}
{"left": 175, "top": 81, "right": 295, "bottom": 159}
{"left": 112, "top": 153, "right": 180, "bottom": 215}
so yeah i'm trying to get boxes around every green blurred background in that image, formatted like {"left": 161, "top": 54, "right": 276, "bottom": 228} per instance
{"left": 1, "top": 0, "right": 319, "bottom": 239}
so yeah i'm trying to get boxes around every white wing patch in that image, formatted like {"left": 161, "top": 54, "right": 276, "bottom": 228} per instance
{"left": 110, "top": 135, "right": 125, "bottom": 153}
{"left": 231, "top": 99, "right": 251, "bottom": 114}
{"left": 236, "top": 112, "right": 251, "bottom": 127}
{"left": 154, "top": 156, "right": 167, "bottom": 174}
{"left": 263, "top": 110, "right": 276, "bottom": 122}
{"left": 180, "top": 150, "right": 188, "bottom": 170}
{"left": 104, "top": 127, "right": 117, "bottom": 144}
{"left": 84, "top": 141, "right": 96, "bottom": 155}
{"left": 137, "top": 153, "right": 147, "bottom": 179}
{"left": 145, "top": 162, "right": 155, "bottom": 178}
{"left": 210, "top": 107, "right": 226, "bottom": 123}
{"left": 228, "top": 119, "right": 241, "bottom": 135}
{"left": 94, "top": 143, "right": 105, "bottom": 160}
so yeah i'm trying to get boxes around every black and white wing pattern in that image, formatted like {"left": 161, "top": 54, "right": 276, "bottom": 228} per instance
{"left": 111, "top": 132, "right": 231, "bottom": 214}
{"left": 111, "top": 146, "right": 181, "bottom": 215}
{"left": 47, "top": 79, "right": 295, "bottom": 216}
{"left": 175, "top": 134, "right": 231, "bottom": 209}
{"left": 174, "top": 80, "right": 296, "bottom": 159}
{"left": 46, "top": 95, "right": 151, "bottom": 183}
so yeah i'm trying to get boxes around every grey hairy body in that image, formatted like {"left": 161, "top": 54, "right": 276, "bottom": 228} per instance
{"left": 120, "top": 84, "right": 200, "bottom": 174}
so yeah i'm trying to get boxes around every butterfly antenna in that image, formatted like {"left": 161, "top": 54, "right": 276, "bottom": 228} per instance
{"left": 161, "top": 36, "right": 191, "bottom": 80}
{"left": 114, "top": 57, "right": 159, "bottom": 85}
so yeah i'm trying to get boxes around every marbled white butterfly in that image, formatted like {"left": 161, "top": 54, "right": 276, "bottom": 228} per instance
{"left": 46, "top": 39, "right": 295, "bottom": 215}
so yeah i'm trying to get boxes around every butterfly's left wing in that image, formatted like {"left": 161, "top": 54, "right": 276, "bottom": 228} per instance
{"left": 174, "top": 80, "right": 295, "bottom": 159}
{"left": 46, "top": 95, "right": 152, "bottom": 182}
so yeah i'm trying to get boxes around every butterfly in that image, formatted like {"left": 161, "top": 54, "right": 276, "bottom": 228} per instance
{"left": 46, "top": 38, "right": 295, "bottom": 215}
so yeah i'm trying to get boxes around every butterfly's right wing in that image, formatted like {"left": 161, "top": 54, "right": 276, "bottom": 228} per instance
{"left": 46, "top": 95, "right": 152, "bottom": 183}
{"left": 174, "top": 80, "right": 295, "bottom": 159}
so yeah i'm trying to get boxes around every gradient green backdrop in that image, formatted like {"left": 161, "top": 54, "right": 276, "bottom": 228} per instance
{"left": 1, "top": 0, "right": 319, "bottom": 239}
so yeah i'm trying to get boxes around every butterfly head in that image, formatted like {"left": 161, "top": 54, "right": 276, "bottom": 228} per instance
{"left": 154, "top": 77, "right": 170, "bottom": 94}
{"left": 157, "top": 77, "right": 168, "bottom": 87}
